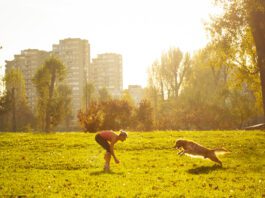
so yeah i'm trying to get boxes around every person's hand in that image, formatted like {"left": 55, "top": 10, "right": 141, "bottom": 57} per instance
{"left": 115, "top": 158, "right": 120, "bottom": 164}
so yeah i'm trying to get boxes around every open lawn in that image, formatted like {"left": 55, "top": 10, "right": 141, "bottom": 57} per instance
{"left": 0, "top": 131, "right": 264, "bottom": 197}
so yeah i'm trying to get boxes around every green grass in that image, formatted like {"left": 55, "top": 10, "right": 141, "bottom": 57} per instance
{"left": 0, "top": 131, "right": 264, "bottom": 197}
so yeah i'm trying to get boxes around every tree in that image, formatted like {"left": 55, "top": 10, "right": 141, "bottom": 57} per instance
{"left": 102, "top": 99, "right": 133, "bottom": 130}
{"left": 33, "top": 56, "right": 66, "bottom": 132}
{"left": 135, "top": 100, "right": 153, "bottom": 131}
{"left": 146, "top": 48, "right": 191, "bottom": 130}
{"left": 77, "top": 102, "right": 104, "bottom": 132}
{"left": 55, "top": 84, "right": 72, "bottom": 130}
{"left": 179, "top": 48, "right": 233, "bottom": 129}
{"left": 163, "top": 48, "right": 183, "bottom": 98}
{"left": 209, "top": 0, "right": 265, "bottom": 120}
{"left": 4, "top": 68, "right": 34, "bottom": 131}
{"left": 121, "top": 89, "right": 135, "bottom": 106}
{"left": 78, "top": 99, "right": 133, "bottom": 132}
{"left": 145, "top": 37, "right": 261, "bottom": 130}
{"left": 148, "top": 48, "right": 191, "bottom": 100}
{"left": 83, "top": 82, "right": 95, "bottom": 111}
{"left": 179, "top": 43, "right": 260, "bottom": 129}
{"left": 0, "top": 91, "right": 11, "bottom": 131}
{"left": 4, "top": 68, "right": 25, "bottom": 131}
{"left": 98, "top": 88, "right": 112, "bottom": 102}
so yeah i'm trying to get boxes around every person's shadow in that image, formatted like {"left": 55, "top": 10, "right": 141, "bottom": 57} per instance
{"left": 187, "top": 165, "right": 224, "bottom": 175}
{"left": 90, "top": 170, "right": 124, "bottom": 176}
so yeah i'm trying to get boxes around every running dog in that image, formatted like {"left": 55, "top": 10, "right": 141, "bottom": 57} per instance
{"left": 173, "top": 139, "right": 229, "bottom": 166}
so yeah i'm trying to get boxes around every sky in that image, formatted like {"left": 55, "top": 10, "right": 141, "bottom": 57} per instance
{"left": 0, "top": 0, "right": 220, "bottom": 88}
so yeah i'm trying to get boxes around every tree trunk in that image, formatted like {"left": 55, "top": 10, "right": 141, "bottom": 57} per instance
{"left": 45, "top": 70, "right": 56, "bottom": 132}
{"left": 258, "top": 56, "right": 265, "bottom": 121}
{"left": 11, "top": 88, "right": 17, "bottom": 132}
{"left": 174, "top": 71, "right": 178, "bottom": 98}
{"left": 160, "top": 80, "right": 164, "bottom": 100}
{"left": 45, "top": 100, "right": 51, "bottom": 132}
{"left": 250, "top": 9, "right": 265, "bottom": 121}
{"left": 85, "top": 82, "right": 88, "bottom": 113}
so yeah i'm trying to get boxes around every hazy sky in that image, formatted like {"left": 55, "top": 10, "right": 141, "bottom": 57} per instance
{"left": 0, "top": 0, "right": 220, "bottom": 88}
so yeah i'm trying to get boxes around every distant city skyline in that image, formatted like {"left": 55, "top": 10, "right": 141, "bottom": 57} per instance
{"left": 91, "top": 53, "right": 123, "bottom": 96}
{"left": 0, "top": 0, "right": 221, "bottom": 88}
{"left": 5, "top": 39, "right": 124, "bottom": 128}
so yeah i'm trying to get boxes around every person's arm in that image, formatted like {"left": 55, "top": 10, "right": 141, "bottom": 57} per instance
{"left": 110, "top": 138, "right": 119, "bottom": 163}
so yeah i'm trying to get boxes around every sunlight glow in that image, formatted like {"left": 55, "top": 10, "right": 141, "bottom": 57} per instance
{"left": 0, "top": 0, "right": 220, "bottom": 87}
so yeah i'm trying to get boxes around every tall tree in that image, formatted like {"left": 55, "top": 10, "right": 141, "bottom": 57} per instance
{"left": 0, "top": 91, "right": 11, "bottom": 131}
{"left": 180, "top": 42, "right": 260, "bottom": 129}
{"left": 55, "top": 84, "right": 72, "bottom": 130}
{"left": 135, "top": 100, "right": 153, "bottom": 131}
{"left": 83, "top": 82, "right": 95, "bottom": 111}
{"left": 148, "top": 48, "right": 190, "bottom": 100}
{"left": 209, "top": 0, "right": 265, "bottom": 119}
{"left": 147, "top": 48, "right": 191, "bottom": 129}
{"left": 33, "top": 56, "right": 66, "bottom": 132}
{"left": 4, "top": 68, "right": 27, "bottom": 131}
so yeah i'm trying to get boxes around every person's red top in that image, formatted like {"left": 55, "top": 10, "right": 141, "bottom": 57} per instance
{"left": 99, "top": 131, "right": 113, "bottom": 141}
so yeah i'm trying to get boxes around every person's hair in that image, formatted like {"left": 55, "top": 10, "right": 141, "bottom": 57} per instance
{"left": 119, "top": 130, "right": 128, "bottom": 137}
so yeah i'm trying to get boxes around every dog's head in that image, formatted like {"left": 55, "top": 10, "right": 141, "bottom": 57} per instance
{"left": 173, "top": 139, "right": 185, "bottom": 149}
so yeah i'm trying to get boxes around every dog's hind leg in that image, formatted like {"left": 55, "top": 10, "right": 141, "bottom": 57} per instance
{"left": 208, "top": 153, "right": 222, "bottom": 166}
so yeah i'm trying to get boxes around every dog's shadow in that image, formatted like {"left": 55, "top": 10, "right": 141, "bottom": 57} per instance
{"left": 187, "top": 165, "right": 224, "bottom": 175}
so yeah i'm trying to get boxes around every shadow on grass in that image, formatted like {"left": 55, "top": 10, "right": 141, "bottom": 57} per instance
{"left": 187, "top": 165, "right": 224, "bottom": 175}
{"left": 90, "top": 170, "right": 124, "bottom": 176}
{"left": 21, "top": 164, "right": 91, "bottom": 170}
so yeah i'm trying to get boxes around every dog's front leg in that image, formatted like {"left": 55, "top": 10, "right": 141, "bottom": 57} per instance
{"left": 178, "top": 150, "right": 186, "bottom": 156}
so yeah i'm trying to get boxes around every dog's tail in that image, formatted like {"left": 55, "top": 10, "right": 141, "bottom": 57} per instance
{"left": 212, "top": 148, "right": 231, "bottom": 155}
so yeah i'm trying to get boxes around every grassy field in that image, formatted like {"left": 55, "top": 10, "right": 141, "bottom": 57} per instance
{"left": 0, "top": 131, "right": 264, "bottom": 197}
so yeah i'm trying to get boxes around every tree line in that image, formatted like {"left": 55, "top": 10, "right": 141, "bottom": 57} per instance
{"left": 79, "top": 0, "right": 265, "bottom": 131}
{"left": 1, "top": 0, "right": 264, "bottom": 132}
{"left": 142, "top": 0, "right": 265, "bottom": 130}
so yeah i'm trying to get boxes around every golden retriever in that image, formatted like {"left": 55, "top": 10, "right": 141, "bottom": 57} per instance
{"left": 173, "top": 139, "right": 229, "bottom": 166}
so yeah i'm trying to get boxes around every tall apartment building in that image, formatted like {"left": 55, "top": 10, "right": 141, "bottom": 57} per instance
{"left": 91, "top": 53, "right": 123, "bottom": 97}
{"left": 52, "top": 38, "right": 90, "bottom": 122}
{"left": 5, "top": 49, "right": 50, "bottom": 109}
{"left": 128, "top": 85, "right": 144, "bottom": 104}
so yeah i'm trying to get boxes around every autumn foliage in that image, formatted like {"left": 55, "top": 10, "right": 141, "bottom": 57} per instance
{"left": 78, "top": 99, "right": 153, "bottom": 132}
